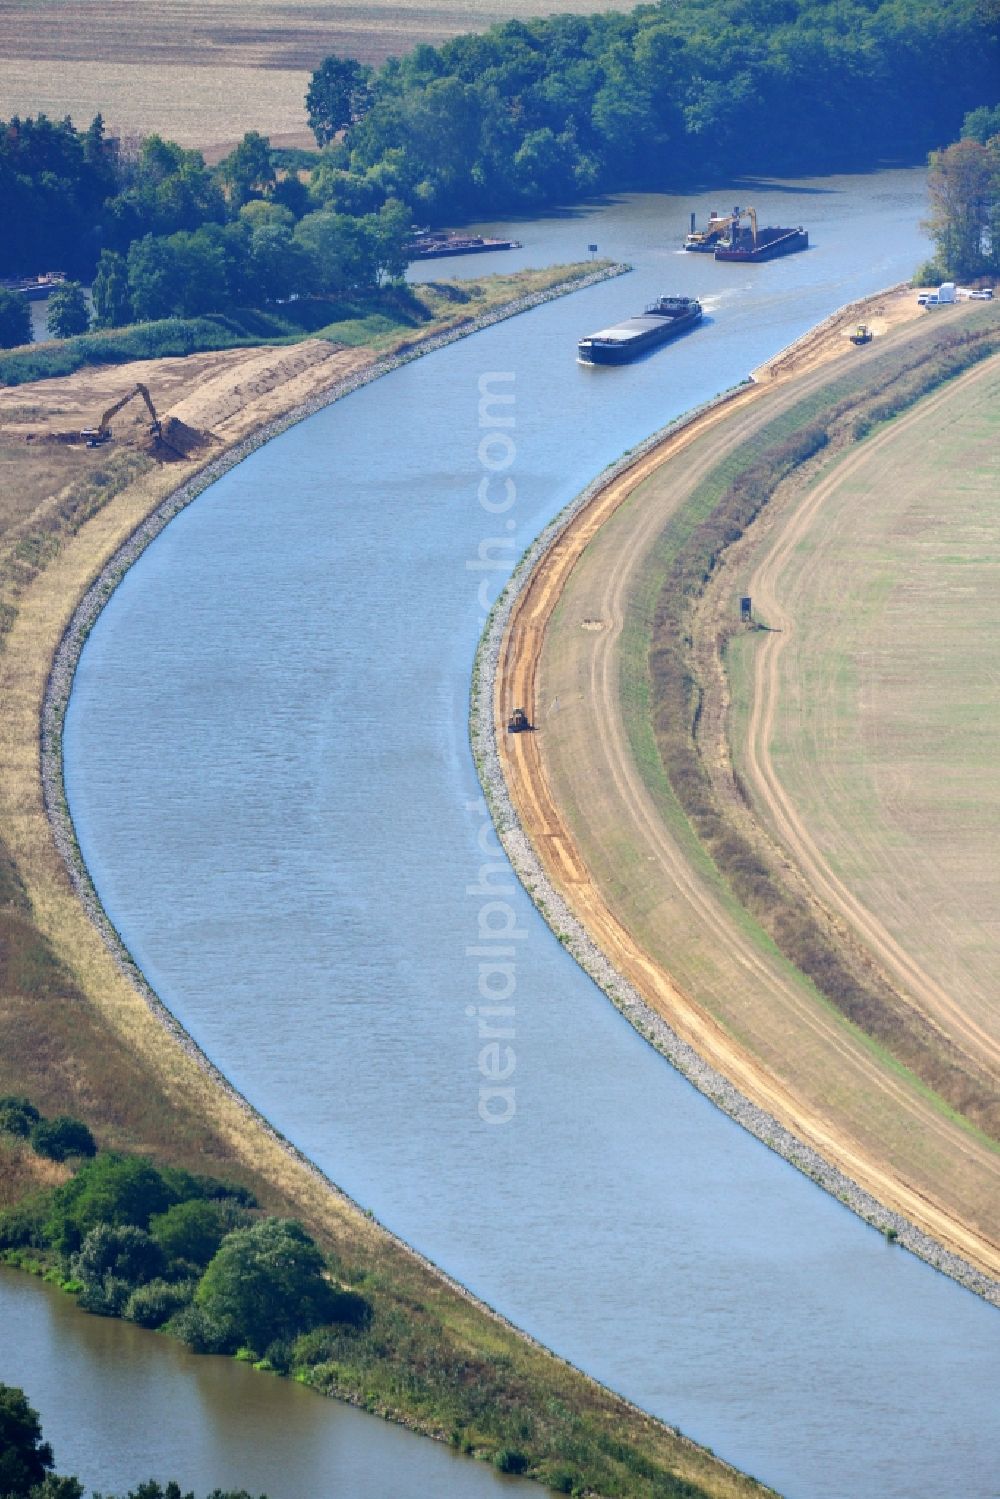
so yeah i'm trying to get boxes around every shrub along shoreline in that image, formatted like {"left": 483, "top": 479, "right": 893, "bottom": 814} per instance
{"left": 1, "top": 1129, "right": 372, "bottom": 1374}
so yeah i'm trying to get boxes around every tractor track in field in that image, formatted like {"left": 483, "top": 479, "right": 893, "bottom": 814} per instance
{"left": 744, "top": 356, "right": 1000, "bottom": 1080}
{"left": 485, "top": 304, "right": 1000, "bottom": 1290}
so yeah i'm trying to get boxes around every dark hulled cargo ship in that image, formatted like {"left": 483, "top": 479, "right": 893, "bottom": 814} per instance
{"left": 713, "top": 216, "right": 808, "bottom": 262}
{"left": 404, "top": 231, "right": 522, "bottom": 259}
{"left": 578, "top": 295, "right": 702, "bottom": 364}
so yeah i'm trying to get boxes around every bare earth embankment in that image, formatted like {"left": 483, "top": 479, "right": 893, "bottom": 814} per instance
{"left": 486, "top": 289, "right": 1000, "bottom": 1294}
{"left": 0, "top": 262, "right": 775, "bottom": 1498}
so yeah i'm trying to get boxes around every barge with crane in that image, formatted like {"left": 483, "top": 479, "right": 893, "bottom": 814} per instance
{"left": 712, "top": 205, "right": 808, "bottom": 262}
{"left": 684, "top": 208, "right": 739, "bottom": 251}
{"left": 685, "top": 206, "right": 808, "bottom": 261}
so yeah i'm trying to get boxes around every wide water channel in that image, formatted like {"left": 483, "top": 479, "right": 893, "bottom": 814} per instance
{"left": 52, "top": 173, "right": 999, "bottom": 1497}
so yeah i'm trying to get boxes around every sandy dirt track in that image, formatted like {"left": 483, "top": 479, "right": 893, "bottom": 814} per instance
{"left": 495, "top": 296, "right": 1000, "bottom": 1281}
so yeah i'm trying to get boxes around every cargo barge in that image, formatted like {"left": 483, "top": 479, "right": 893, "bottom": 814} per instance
{"left": 1, "top": 271, "right": 67, "bottom": 299}
{"left": 715, "top": 225, "right": 808, "bottom": 261}
{"left": 713, "top": 207, "right": 808, "bottom": 262}
{"left": 578, "top": 294, "right": 702, "bottom": 364}
{"left": 404, "top": 231, "right": 522, "bottom": 260}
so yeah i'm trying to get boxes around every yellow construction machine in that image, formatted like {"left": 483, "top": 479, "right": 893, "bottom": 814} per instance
{"left": 81, "top": 383, "right": 161, "bottom": 448}
{"left": 685, "top": 206, "right": 741, "bottom": 251}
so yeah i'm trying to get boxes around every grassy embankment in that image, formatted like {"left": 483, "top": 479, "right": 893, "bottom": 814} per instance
{"left": 624, "top": 309, "right": 1000, "bottom": 1139}
{"left": 721, "top": 352, "right": 1000, "bottom": 1141}
{"left": 0, "top": 271, "right": 589, "bottom": 386}
{"left": 0, "top": 261, "right": 771, "bottom": 1499}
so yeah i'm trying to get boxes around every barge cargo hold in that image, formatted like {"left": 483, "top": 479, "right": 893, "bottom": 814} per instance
{"left": 404, "top": 233, "right": 522, "bottom": 259}
{"left": 578, "top": 295, "right": 702, "bottom": 364}
{"left": 1, "top": 271, "right": 67, "bottom": 299}
{"left": 714, "top": 224, "right": 808, "bottom": 262}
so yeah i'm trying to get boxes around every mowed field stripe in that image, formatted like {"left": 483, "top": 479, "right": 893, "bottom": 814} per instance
{"left": 745, "top": 356, "right": 1000, "bottom": 1079}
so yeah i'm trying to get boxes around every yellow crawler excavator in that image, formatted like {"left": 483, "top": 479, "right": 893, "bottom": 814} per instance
{"left": 81, "top": 383, "right": 161, "bottom": 448}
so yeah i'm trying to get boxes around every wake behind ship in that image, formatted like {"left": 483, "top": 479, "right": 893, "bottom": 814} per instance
{"left": 578, "top": 295, "right": 702, "bottom": 364}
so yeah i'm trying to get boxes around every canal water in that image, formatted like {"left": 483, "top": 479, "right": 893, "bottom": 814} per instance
{"left": 50, "top": 173, "right": 999, "bottom": 1497}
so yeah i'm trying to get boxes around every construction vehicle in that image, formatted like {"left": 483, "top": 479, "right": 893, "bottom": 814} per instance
{"left": 850, "top": 324, "right": 873, "bottom": 344}
{"left": 81, "top": 384, "right": 161, "bottom": 448}
{"left": 507, "top": 707, "right": 532, "bottom": 733}
{"left": 684, "top": 207, "right": 740, "bottom": 252}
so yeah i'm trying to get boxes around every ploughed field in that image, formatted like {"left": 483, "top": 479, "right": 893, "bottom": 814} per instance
{"left": 507, "top": 297, "right": 1000, "bottom": 1278}
{"left": 0, "top": 0, "right": 615, "bottom": 153}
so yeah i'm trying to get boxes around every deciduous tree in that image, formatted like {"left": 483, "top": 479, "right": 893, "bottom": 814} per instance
{"left": 926, "top": 136, "right": 999, "bottom": 277}
{"left": 0, "top": 1384, "right": 53, "bottom": 1496}
{"left": 194, "top": 1218, "right": 335, "bottom": 1353}
{"left": 218, "top": 132, "right": 275, "bottom": 208}
{"left": 92, "top": 249, "right": 133, "bottom": 326}
{"left": 45, "top": 280, "right": 90, "bottom": 337}
{"left": 306, "top": 58, "right": 373, "bottom": 146}
{"left": 30, "top": 1115, "right": 96, "bottom": 1161}
{"left": 0, "top": 288, "right": 32, "bottom": 348}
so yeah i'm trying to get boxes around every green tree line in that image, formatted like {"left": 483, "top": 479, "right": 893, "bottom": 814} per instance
{"left": 306, "top": 0, "right": 999, "bottom": 218}
{"left": 0, "top": 120, "right": 412, "bottom": 341}
{"left": 924, "top": 105, "right": 1000, "bottom": 279}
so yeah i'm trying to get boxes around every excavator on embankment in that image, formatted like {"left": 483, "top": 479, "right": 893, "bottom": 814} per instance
{"left": 20, "top": 383, "right": 215, "bottom": 458}
{"left": 80, "top": 382, "right": 161, "bottom": 447}
{"left": 23, "top": 381, "right": 212, "bottom": 460}
{"left": 77, "top": 383, "right": 212, "bottom": 458}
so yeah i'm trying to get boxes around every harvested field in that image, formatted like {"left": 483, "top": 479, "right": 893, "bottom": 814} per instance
{"left": 0, "top": 0, "right": 618, "bottom": 152}
{"left": 0, "top": 57, "right": 314, "bottom": 154}
{"left": 736, "top": 356, "right": 1000, "bottom": 1110}
{"left": 494, "top": 289, "right": 1000, "bottom": 1285}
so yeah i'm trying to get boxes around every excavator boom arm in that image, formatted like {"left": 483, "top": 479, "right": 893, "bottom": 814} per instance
{"left": 95, "top": 383, "right": 160, "bottom": 435}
